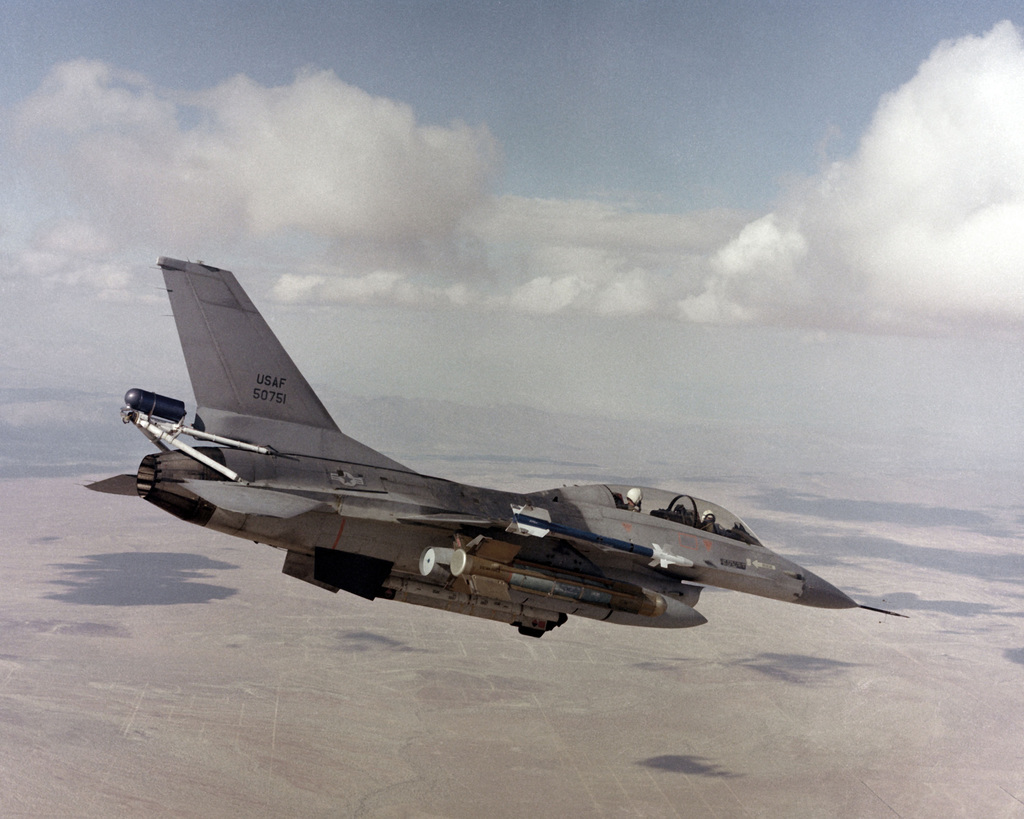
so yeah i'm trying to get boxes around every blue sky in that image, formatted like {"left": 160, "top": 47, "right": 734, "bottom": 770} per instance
{"left": 2, "top": 2, "right": 1023, "bottom": 483}
{"left": 3, "top": 1, "right": 1020, "bottom": 209}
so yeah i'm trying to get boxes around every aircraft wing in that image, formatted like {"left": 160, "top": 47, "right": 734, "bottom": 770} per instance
{"left": 181, "top": 480, "right": 335, "bottom": 518}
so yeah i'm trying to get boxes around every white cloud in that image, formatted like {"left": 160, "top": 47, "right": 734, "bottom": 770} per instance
{"left": 510, "top": 273, "right": 589, "bottom": 314}
{"left": 690, "top": 21, "right": 1024, "bottom": 332}
{"left": 472, "top": 196, "right": 746, "bottom": 317}
{"left": 271, "top": 273, "right": 327, "bottom": 303}
{"left": 712, "top": 214, "right": 807, "bottom": 279}
{"left": 15, "top": 61, "right": 172, "bottom": 135}
{"left": 679, "top": 213, "right": 806, "bottom": 323}
{"left": 322, "top": 270, "right": 419, "bottom": 304}
{"left": 253, "top": 194, "right": 746, "bottom": 316}
{"left": 14, "top": 61, "right": 498, "bottom": 248}
{"left": 10, "top": 221, "right": 134, "bottom": 298}
{"left": 11, "top": 23, "right": 1024, "bottom": 335}
{"left": 9, "top": 63, "right": 747, "bottom": 312}
{"left": 189, "top": 72, "right": 498, "bottom": 240}
{"left": 474, "top": 196, "right": 743, "bottom": 252}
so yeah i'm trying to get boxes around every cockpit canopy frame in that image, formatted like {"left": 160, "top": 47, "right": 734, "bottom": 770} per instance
{"left": 555, "top": 484, "right": 763, "bottom": 547}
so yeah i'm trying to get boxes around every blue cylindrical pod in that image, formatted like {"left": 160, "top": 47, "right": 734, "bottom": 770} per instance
{"left": 124, "top": 388, "right": 187, "bottom": 422}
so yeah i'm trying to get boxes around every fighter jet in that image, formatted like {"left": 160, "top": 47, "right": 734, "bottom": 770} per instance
{"left": 89, "top": 257, "right": 901, "bottom": 637}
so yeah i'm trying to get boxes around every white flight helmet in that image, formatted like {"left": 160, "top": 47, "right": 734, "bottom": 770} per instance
{"left": 626, "top": 488, "right": 643, "bottom": 507}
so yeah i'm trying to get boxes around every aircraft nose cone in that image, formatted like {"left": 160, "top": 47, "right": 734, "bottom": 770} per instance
{"left": 799, "top": 571, "right": 857, "bottom": 609}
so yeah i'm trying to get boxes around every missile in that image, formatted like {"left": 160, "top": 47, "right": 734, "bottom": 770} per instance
{"left": 382, "top": 576, "right": 564, "bottom": 628}
{"left": 445, "top": 548, "right": 706, "bottom": 628}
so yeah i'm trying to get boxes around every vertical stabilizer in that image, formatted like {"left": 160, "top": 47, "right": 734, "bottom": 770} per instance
{"left": 157, "top": 257, "right": 407, "bottom": 469}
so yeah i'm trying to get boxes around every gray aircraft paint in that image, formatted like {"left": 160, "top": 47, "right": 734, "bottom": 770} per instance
{"left": 91, "top": 258, "right": 900, "bottom": 637}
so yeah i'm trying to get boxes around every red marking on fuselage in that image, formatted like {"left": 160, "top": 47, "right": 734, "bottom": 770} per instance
{"left": 331, "top": 518, "right": 347, "bottom": 549}
{"left": 677, "top": 532, "right": 712, "bottom": 552}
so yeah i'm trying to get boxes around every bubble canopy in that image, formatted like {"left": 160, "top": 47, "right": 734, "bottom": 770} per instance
{"left": 555, "top": 484, "right": 764, "bottom": 547}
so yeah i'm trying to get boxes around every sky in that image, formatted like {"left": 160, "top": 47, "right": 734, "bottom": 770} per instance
{"left": 4, "top": 11, "right": 1022, "bottom": 812}
{"left": 2, "top": 1, "right": 1024, "bottom": 486}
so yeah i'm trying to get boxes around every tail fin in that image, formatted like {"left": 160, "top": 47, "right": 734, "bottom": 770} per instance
{"left": 158, "top": 257, "right": 407, "bottom": 469}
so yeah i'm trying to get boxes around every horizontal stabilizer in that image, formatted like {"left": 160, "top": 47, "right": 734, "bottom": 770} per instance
{"left": 85, "top": 474, "right": 138, "bottom": 496}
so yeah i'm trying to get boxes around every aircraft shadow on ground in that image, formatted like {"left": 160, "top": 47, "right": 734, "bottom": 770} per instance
{"left": 46, "top": 552, "right": 238, "bottom": 606}
{"left": 634, "top": 653, "right": 858, "bottom": 686}
{"left": 638, "top": 754, "right": 739, "bottom": 778}
{"left": 736, "top": 652, "right": 859, "bottom": 684}
{"left": 746, "top": 488, "right": 1014, "bottom": 538}
{"left": 6, "top": 619, "right": 133, "bottom": 638}
{"left": 855, "top": 591, "right": 1024, "bottom": 619}
{"left": 738, "top": 511, "right": 1024, "bottom": 619}
{"left": 337, "top": 629, "right": 428, "bottom": 653}
{"left": 749, "top": 516, "right": 1024, "bottom": 590}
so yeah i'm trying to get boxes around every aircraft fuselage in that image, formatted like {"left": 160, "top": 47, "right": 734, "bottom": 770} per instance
{"left": 90, "top": 257, "right": 894, "bottom": 639}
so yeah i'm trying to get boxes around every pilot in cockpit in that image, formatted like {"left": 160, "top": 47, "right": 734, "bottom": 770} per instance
{"left": 626, "top": 488, "right": 643, "bottom": 512}
{"left": 700, "top": 511, "right": 718, "bottom": 533}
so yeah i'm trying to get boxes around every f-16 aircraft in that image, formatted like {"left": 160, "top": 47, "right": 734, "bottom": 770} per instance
{"left": 90, "top": 257, "right": 901, "bottom": 637}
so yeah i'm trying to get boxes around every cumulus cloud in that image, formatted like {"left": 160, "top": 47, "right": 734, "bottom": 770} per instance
{"left": 278, "top": 21, "right": 1024, "bottom": 333}
{"left": 686, "top": 21, "right": 1024, "bottom": 332}
{"left": 6, "top": 60, "right": 750, "bottom": 317}
{"left": 11, "top": 23, "right": 1024, "bottom": 334}
{"left": 476, "top": 197, "right": 747, "bottom": 317}
{"left": 14, "top": 61, "right": 498, "bottom": 248}
{"left": 258, "top": 193, "right": 747, "bottom": 316}
{"left": 10, "top": 221, "right": 135, "bottom": 298}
